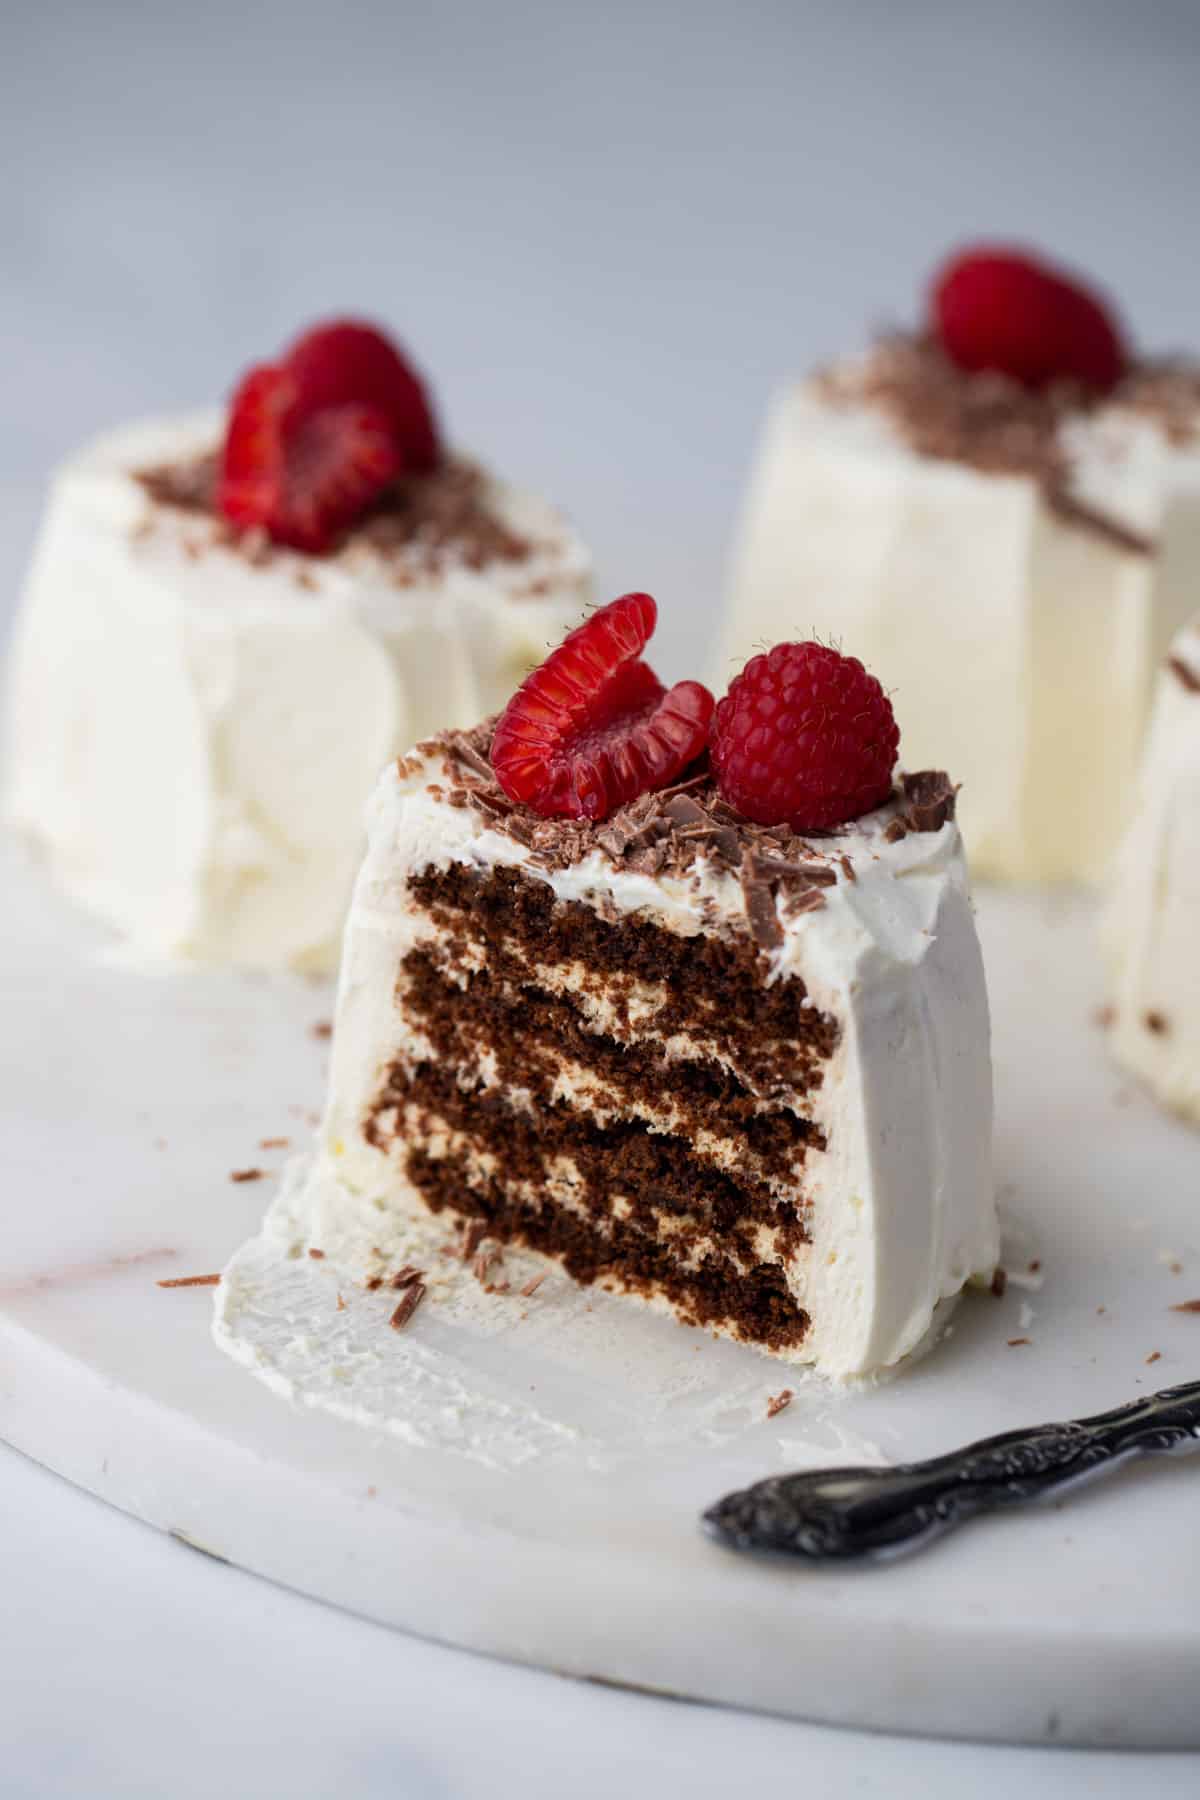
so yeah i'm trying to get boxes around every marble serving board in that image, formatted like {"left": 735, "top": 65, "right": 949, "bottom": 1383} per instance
{"left": 2, "top": 837, "right": 1199, "bottom": 1748}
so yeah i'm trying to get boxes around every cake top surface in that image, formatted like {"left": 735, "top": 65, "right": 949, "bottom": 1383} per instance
{"left": 137, "top": 446, "right": 534, "bottom": 582}
{"left": 67, "top": 411, "right": 587, "bottom": 601}
{"left": 810, "top": 336, "right": 1200, "bottom": 554}
{"left": 816, "top": 337, "right": 1200, "bottom": 464}
{"left": 396, "top": 720, "right": 960, "bottom": 956}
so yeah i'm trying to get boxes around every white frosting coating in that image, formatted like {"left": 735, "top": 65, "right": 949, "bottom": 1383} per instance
{"left": 1103, "top": 619, "right": 1200, "bottom": 1121}
{"left": 721, "top": 366, "right": 1200, "bottom": 883}
{"left": 2, "top": 413, "right": 591, "bottom": 969}
{"left": 312, "top": 747, "right": 997, "bottom": 1377}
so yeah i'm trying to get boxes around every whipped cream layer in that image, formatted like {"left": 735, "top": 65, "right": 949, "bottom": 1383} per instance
{"left": 722, "top": 348, "right": 1200, "bottom": 884}
{"left": 1103, "top": 623, "right": 1200, "bottom": 1121}
{"left": 312, "top": 740, "right": 997, "bottom": 1377}
{"left": 3, "top": 413, "right": 590, "bottom": 970}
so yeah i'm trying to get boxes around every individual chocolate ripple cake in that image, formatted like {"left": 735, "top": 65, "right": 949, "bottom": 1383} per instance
{"left": 311, "top": 594, "right": 997, "bottom": 1376}
{"left": 722, "top": 243, "right": 1200, "bottom": 884}
{"left": 4, "top": 317, "right": 589, "bottom": 971}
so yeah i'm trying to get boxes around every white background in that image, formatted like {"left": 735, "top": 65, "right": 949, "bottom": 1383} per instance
{"left": 4, "top": 3, "right": 1200, "bottom": 1793}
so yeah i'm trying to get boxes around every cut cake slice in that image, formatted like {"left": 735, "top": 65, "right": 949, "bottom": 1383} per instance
{"left": 311, "top": 725, "right": 997, "bottom": 1376}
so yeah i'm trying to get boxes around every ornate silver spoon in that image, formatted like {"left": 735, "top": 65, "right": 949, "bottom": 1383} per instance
{"left": 703, "top": 1380, "right": 1200, "bottom": 1563}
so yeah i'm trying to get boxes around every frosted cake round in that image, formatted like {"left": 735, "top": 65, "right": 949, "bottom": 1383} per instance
{"left": 4, "top": 323, "right": 590, "bottom": 970}
{"left": 721, "top": 248, "right": 1200, "bottom": 883}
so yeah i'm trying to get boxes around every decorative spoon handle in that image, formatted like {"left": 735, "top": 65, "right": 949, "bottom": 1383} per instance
{"left": 703, "top": 1380, "right": 1200, "bottom": 1564}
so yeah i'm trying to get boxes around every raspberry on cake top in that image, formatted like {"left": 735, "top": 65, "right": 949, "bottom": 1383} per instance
{"left": 4, "top": 319, "right": 590, "bottom": 970}
{"left": 722, "top": 244, "right": 1200, "bottom": 884}
{"left": 302, "top": 595, "right": 996, "bottom": 1377}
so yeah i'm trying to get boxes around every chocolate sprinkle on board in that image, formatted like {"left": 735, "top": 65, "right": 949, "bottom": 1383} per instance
{"left": 307, "top": 1248, "right": 326, "bottom": 1260}
{"left": 230, "top": 1167, "right": 264, "bottom": 1184}
{"left": 473, "top": 1245, "right": 501, "bottom": 1285}
{"left": 389, "top": 1282, "right": 427, "bottom": 1331}
{"left": 991, "top": 1267, "right": 1008, "bottom": 1299}
{"left": 766, "top": 1388, "right": 794, "bottom": 1419}
{"left": 1169, "top": 1299, "right": 1200, "bottom": 1314}
{"left": 157, "top": 1273, "right": 221, "bottom": 1289}
{"left": 461, "top": 1221, "right": 487, "bottom": 1261}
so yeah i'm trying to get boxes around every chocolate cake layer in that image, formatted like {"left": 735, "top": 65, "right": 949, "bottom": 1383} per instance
{"left": 401, "top": 949, "right": 823, "bottom": 1182}
{"left": 371, "top": 1059, "right": 808, "bottom": 1250}
{"left": 408, "top": 864, "right": 839, "bottom": 1094}
{"left": 404, "top": 1140, "right": 809, "bottom": 1350}
{"left": 356, "top": 847, "right": 841, "bottom": 1354}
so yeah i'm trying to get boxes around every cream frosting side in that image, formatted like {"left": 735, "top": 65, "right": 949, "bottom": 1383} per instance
{"left": 2, "top": 413, "right": 591, "bottom": 970}
{"left": 312, "top": 747, "right": 997, "bottom": 1377}
{"left": 1103, "top": 621, "right": 1200, "bottom": 1121}
{"left": 721, "top": 367, "right": 1200, "bottom": 884}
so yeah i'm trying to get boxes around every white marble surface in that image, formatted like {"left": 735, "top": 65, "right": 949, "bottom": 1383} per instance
{"left": 8, "top": 1440, "right": 1200, "bottom": 1800}
{"left": 5, "top": 827, "right": 1200, "bottom": 1754}
{"left": 6, "top": 2, "right": 1200, "bottom": 1791}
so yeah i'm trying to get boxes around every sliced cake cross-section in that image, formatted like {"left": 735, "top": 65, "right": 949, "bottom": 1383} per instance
{"left": 313, "top": 725, "right": 996, "bottom": 1376}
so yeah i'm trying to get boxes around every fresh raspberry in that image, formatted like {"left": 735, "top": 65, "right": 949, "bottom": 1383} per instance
{"left": 218, "top": 363, "right": 401, "bottom": 553}
{"left": 931, "top": 245, "right": 1128, "bottom": 391}
{"left": 491, "top": 593, "right": 715, "bottom": 821}
{"left": 217, "top": 318, "right": 438, "bottom": 551}
{"left": 283, "top": 319, "right": 439, "bottom": 474}
{"left": 710, "top": 643, "right": 899, "bottom": 832}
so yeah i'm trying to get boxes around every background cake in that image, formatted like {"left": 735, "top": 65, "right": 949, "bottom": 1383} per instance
{"left": 721, "top": 247, "right": 1200, "bottom": 884}
{"left": 305, "top": 596, "right": 996, "bottom": 1376}
{"left": 1103, "top": 617, "right": 1200, "bottom": 1122}
{"left": 3, "top": 320, "right": 590, "bottom": 970}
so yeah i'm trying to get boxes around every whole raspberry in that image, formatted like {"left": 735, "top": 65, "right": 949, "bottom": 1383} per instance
{"left": 284, "top": 319, "right": 439, "bottom": 474}
{"left": 931, "top": 245, "right": 1128, "bottom": 392}
{"left": 711, "top": 643, "right": 899, "bottom": 832}
{"left": 491, "top": 593, "right": 715, "bottom": 821}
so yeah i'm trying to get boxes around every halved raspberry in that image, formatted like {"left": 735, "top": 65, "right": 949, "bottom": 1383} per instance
{"left": 491, "top": 593, "right": 715, "bottom": 821}
{"left": 218, "top": 365, "right": 288, "bottom": 533}
{"left": 931, "top": 246, "right": 1128, "bottom": 391}
{"left": 217, "top": 318, "right": 439, "bottom": 551}
{"left": 218, "top": 363, "right": 401, "bottom": 553}
{"left": 284, "top": 319, "right": 439, "bottom": 474}
{"left": 711, "top": 642, "right": 899, "bottom": 832}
